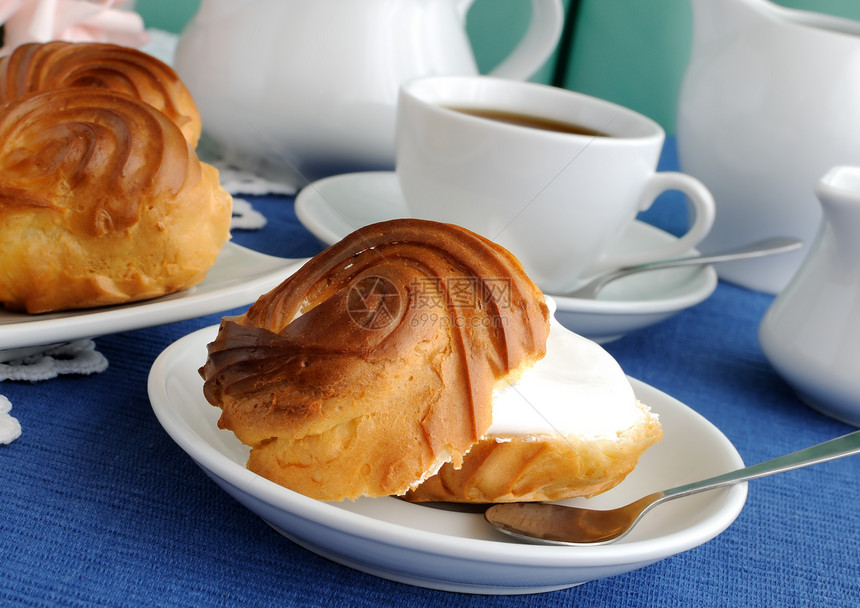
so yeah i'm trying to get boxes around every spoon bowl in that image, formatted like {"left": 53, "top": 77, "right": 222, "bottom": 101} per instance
{"left": 485, "top": 429, "right": 860, "bottom": 545}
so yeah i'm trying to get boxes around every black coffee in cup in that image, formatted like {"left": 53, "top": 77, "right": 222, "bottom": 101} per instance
{"left": 445, "top": 106, "right": 607, "bottom": 137}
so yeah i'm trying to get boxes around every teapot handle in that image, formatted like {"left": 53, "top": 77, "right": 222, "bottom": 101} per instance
{"left": 484, "top": 0, "right": 565, "bottom": 80}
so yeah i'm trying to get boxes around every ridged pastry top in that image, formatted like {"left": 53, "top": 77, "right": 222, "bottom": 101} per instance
{"left": 200, "top": 219, "right": 550, "bottom": 499}
{"left": 0, "top": 84, "right": 231, "bottom": 314}
{"left": 0, "top": 41, "right": 200, "bottom": 145}
{"left": 0, "top": 87, "right": 197, "bottom": 238}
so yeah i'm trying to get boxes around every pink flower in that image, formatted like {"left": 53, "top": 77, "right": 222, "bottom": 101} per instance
{"left": 0, "top": 0, "right": 149, "bottom": 55}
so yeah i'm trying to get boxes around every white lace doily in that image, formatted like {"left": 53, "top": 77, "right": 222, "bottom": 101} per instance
{"left": 0, "top": 340, "right": 109, "bottom": 444}
{"left": 0, "top": 395, "right": 21, "bottom": 445}
{"left": 231, "top": 196, "right": 268, "bottom": 230}
{"left": 212, "top": 160, "right": 297, "bottom": 198}
{"left": 0, "top": 340, "right": 108, "bottom": 383}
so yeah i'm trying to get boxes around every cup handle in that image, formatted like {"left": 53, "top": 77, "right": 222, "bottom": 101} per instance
{"left": 485, "top": 0, "right": 565, "bottom": 80}
{"left": 603, "top": 172, "right": 716, "bottom": 270}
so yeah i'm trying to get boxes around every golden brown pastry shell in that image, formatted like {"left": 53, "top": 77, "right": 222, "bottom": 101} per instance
{"left": 404, "top": 401, "right": 663, "bottom": 503}
{"left": 0, "top": 88, "right": 231, "bottom": 313}
{"left": 200, "top": 219, "right": 550, "bottom": 501}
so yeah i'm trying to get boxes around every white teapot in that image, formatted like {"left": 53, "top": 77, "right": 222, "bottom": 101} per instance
{"left": 677, "top": 0, "right": 860, "bottom": 294}
{"left": 174, "top": 0, "right": 564, "bottom": 185}
{"left": 760, "top": 166, "right": 860, "bottom": 427}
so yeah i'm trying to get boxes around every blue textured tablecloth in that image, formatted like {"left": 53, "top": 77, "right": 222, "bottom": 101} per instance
{"left": 2, "top": 141, "right": 858, "bottom": 607}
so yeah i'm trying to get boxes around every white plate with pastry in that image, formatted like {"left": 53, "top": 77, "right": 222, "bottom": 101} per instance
{"left": 149, "top": 324, "right": 747, "bottom": 595}
{"left": 295, "top": 172, "right": 718, "bottom": 343}
{"left": 0, "top": 243, "right": 307, "bottom": 351}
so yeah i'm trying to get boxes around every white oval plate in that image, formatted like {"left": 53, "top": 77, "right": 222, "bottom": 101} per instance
{"left": 0, "top": 243, "right": 307, "bottom": 350}
{"left": 149, "top": 325, "right": 746, "bottom": 595}
{"left": 295, "top": 172, "right": 717, "bottom": 343}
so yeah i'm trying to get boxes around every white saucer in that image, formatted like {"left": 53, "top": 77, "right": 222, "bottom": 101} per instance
{"left": 0, "top": 244, "right": 307, "bottom": 350}
{"left": 296, "top": 172, "right": 718, "bottom": 342}
{"left": 149, "top": 325, "right": 746, "bottom": 595}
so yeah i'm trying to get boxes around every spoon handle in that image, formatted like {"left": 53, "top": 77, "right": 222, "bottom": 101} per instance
{"left": 567, "top": 236, "right": 802, "bottom": 298}
{"left": 483, "top": 430, "right": 860, "bottom": 546}
{"left": 662, "top": 429, "right": 860, "bottom": 502}
{"left": 628, "top": 236, "right": 802, "bottom": 272}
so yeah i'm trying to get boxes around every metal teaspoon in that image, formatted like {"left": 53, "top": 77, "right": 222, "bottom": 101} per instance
{"left": 484, "top": 429, "right": 860, "bottom": 546}
{"left": 562, "top": 236, "right": 802, "bottom": 299}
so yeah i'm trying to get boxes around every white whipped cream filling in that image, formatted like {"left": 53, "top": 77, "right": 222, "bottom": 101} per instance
{"left": 488, "top": 302, "right": 644, "bottom": 441}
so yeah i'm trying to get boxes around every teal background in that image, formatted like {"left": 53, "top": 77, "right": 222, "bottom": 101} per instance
{"left": 134, "top": 0, "right": 860, "bottom": 134}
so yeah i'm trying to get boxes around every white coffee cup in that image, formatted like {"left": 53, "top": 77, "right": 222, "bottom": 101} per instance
{"left": 395, "top": 76, "right": 715, "bottom": 294}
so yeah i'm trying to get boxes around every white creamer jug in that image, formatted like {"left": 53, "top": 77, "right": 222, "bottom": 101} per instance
{"left": 174, "top": 0, "right": 564, "bottom": 185}
{"left": 677, "top": 0, "right": 860, "bottom": 294}
{"left": 760, "top": 166, "right": 860, "bottom": 427}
